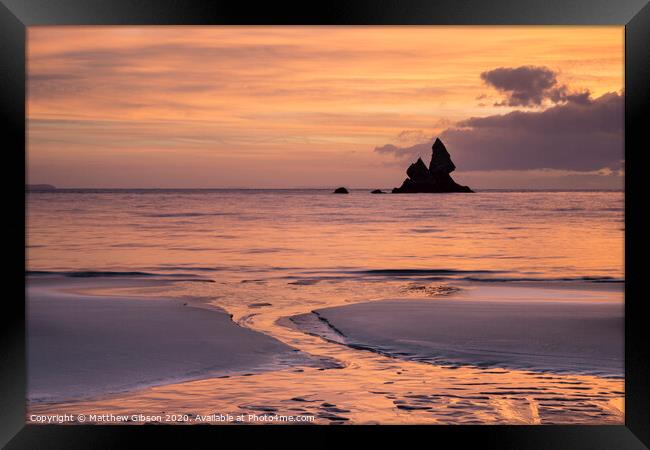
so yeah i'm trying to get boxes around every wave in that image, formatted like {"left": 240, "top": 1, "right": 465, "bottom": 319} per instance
{"left": 357, "top": 269, "right": 501, "bottom": 276}
{"left": 153, "top": 265, "right": 223, "bottom": 272}
{"left": 140, "top": 212, "right": 234, "bottom": 218}
{"left": 463, "top": 276, "right": 623, "bottom": 283}
{"left": 410, "top": 227, "right": 443, "bottom": 234}
{"left": 26, "top": 270, "right": 214, "bottom": 282}
{"left": 284, "top": 268, "right": 623, "bottom": 285}
{"left": 28, "top": 270, "right": 156, "bottom": 277}
{"left": 27, "top": 268, "right": 623, "bottom": 285}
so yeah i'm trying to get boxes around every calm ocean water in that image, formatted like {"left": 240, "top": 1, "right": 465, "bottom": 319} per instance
{"left": 27, "top": 190, "right": 624, "bottom": 283}
{"left": 26, "top": 189, "right": 626, "bottom": 423}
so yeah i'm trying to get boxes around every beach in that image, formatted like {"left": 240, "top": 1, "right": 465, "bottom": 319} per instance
{"left": 26, "top": 190, "right": 625, "bottom": 424}
{"left": 22, "top": 22, "right": 628, "bottom": 430}
{"left": 27, "top": 274, "right": 624, "bottom": 425}
{"left": 300, "top": 286, "right": 623, "bottom": 377}
{"left": 27, "top": 275, "right": 326, "bottom": 404}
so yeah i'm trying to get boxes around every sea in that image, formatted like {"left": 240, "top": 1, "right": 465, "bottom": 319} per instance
{"left": 27, "top": 189, "right": 624, "bottom": 283}
{"left": 25, "top": 189, "right": 626, "bottom": 424}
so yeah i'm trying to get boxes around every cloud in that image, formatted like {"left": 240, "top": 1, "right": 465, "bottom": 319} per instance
{"left": 375, "top": 91, "right": 623, "bottom": 172}
{"left": 453, "top": 168, "right": 623, "bottom": 190}
{"left": 394, "top": 130, "right": 430, "bottom": 144}
{"left": 480, "top": 65, "right": 590, "bottom": 107}
{"left": 375, "top": 142, "right": 431, "bottom": 161}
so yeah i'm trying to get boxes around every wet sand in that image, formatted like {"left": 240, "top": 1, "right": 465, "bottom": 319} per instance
{"left": 27, "top": 275, "right": 624, "bottom": 425}
{"left": 300, "top": 297, "right": 622, "bottom": 376}
{"left": 27, "top": 276, "right": 320, "bottom": 403}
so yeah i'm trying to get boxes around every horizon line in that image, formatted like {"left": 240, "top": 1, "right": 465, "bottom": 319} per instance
{"left": 26, "top": 186, "right": 624, "bottom": 192}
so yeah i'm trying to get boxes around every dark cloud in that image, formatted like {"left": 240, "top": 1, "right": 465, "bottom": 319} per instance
{"left": 375, "top": 142, "right": 424, "bottom": 158}
{"left": 547, "top": 86, "right": 592, "bottom": 106}
{"left": 480, "top": 65, "right": 591, "bottom": 107}
{"left": 481, "top": 66, "right": 556, "bottom": 106}
{"left": 375, "top": 92, "right": 623, "bottom": 172}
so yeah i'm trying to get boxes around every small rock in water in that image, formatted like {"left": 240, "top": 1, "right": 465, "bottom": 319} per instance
{"left": 371, "top": 189, "right": 385, "bottom": 194}
{"left": 333, "top": 187, "right": 349, "bottom": 194}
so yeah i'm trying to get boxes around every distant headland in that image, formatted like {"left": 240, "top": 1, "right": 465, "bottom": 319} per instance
{"left": 392, "top": 138, "right": 473, "bottom": 193}
{"left": 26, "top": 184, "right": 56, "bottom": 191}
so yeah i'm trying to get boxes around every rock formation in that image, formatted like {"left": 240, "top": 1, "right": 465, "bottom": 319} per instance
{"left": 392, "top": 138, "right": 472, "bottom": 193}
{"left": 333, "top": 187, "right": 349, "bottom": 194}
{"left": 371, "top": 189, "right": 385, "bottom": 194}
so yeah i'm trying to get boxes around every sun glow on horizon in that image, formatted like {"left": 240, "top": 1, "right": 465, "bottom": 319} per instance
{"left": 27, "top": 26, "right": 624, "bottom": 189}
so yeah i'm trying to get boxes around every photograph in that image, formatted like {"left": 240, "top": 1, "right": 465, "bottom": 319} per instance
{"left": 24, "top": 25, "right": 626, "bottom": 426}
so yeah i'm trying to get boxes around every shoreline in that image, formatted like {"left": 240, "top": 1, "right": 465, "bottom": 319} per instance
{"left": 295, "top": 297, "right": 623, "bottom": 378}
{"left": 27, "top": 276, "right": 324, "bottom": 404}
{"left": 26, "top": 274, "right": 624, "bottom": 424}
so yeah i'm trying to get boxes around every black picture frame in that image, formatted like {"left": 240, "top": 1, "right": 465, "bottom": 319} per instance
{"left": 2, "top": 0, "right": 648, "bottom": 447}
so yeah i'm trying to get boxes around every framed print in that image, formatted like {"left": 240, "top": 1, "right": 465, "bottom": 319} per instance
{"left": 1, "top": 0, "right": 649, "bottom": 448}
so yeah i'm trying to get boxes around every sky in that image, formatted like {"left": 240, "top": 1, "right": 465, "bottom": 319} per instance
{"left": 27, "top": 26, "right": 624, "bottom": 189}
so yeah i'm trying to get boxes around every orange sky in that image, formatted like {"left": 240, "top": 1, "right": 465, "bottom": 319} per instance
{"left": 27, "top": 26, "right": 624, "bottom": 189}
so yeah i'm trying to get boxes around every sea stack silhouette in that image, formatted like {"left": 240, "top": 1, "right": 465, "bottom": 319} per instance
{"left": 392, "top": 138, "right": 473, "bottom": 193}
